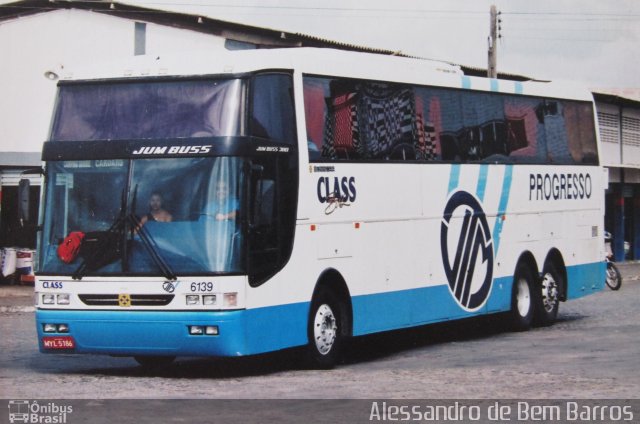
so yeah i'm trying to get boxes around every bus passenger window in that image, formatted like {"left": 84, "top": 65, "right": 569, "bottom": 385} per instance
{"left": 303, "top": 78, "right": 326, "bottom": 160}
{"left": 557, "top": 101, "right": 598, "bottom": 165}
{"left": 440, "top": 134, "right": 459, "bottom": 161}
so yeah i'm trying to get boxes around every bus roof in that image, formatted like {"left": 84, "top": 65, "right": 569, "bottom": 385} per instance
{"left": 56, "top": 47, "right": 594, "bottom": 102}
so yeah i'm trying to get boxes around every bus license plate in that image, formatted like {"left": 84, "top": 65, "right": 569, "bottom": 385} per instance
{"left": 42, "top": 336, "right": 75, "bottom": 349}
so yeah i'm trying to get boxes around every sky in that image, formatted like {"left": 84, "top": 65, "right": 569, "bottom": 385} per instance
{"left": 125, "top": 0, "right": 640, "bottom": 90}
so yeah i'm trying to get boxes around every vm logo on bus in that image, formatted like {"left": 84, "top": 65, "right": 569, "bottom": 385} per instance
{"left": 440, "top": 191, "right": 494, "bottom": 312}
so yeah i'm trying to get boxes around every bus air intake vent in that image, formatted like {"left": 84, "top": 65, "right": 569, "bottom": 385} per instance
{"left": 79, "top": 294, "right": 174, "bottom": 306}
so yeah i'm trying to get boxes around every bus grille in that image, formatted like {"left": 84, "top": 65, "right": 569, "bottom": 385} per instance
{"left": 78, "top": 294, "right": 174, "bottom": 306}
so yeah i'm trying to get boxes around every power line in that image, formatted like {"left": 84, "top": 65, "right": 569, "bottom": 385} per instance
{"left": 91, "top": 1, "right": 640, "bottom": 19}
{"left": 3, "top": 2, "right": 639, "bottom": 20}
{"left": 507, "top": 35, "right": 617, "bottom": 43}
{"left": 503, "top": 11, "right": 640, "bottom": 17}
{"left": 75, "top": 2, "right": 492, "bottom": 14}
{"left": 0, "top": 5, "right": 487, "bottom": 21}
{"left": 90, "top": 1, "right": 640, "bottom": 17}
{"left": 5, "top": 6, "right": 637, "bottom": 24}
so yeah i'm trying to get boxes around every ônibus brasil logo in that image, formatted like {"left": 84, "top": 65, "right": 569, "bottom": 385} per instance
{"left": 440, "top": 191, "right": 494, "bottom": 312}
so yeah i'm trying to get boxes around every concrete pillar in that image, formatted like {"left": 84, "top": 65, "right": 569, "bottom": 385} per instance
{"left": 635, "top": 196, "right": 640, "bottom": 260}
{"left": 614, "top": 194, "right": 625, "bottom": 261}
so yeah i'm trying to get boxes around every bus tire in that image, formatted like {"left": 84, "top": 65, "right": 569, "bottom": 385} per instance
{"left": 306, "top": 286, "right": 343, "bottom": 369}
{"left": 534, "top": 263, "right": 561, "bottom": 326}
{"left": 509, "top": 263, "right": 535, "bottom": 331}
{"left": 134, "top": 355, "right": 175, "bottom": 369}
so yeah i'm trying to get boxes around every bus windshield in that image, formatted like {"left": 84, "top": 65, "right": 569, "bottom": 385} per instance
{"left": 40, "top": 157, "right": 246, "bottom": 276}
{"left": 51, "top": 79, "right": 243, "bottom": 141}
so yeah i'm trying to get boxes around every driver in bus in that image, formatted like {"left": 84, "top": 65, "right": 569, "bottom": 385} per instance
{"left": 138, "top": 192, "right": 173, "bottom": 226}
{"left": 202, "top": 181, "right": 238, "bottom": 221}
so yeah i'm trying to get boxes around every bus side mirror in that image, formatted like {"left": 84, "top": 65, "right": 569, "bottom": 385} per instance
{"left": 18, "top": 179, "right": 30, "bottom": 227}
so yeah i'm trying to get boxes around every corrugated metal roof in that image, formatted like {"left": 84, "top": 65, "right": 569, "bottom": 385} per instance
{"left": 593, "top": 91, "right": 640, "bottom": 108}
{"left": 592, "top": 88, "right": 640, "bottom": 103}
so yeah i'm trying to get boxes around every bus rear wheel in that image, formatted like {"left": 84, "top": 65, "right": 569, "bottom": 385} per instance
{"left": 509, "top": 263, "right": 535, "bottom": 331}
{"left": 306, "top": 287, "right": 344, "bottom": 369}
{"left": 534, "top": 263, "right": 561, "bottom": 326}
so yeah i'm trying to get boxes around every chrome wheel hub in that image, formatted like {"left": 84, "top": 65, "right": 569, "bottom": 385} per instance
{"left": 541, "top": 272, "right": 559, "bottom": 313}
{"left": 313, "top": 304, "right": 337, "bottom": 355}
{"left": 516, "top": 278, "right": 531, "bottom": 317}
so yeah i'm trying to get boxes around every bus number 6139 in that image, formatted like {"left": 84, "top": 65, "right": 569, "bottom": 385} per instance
{"left": 191, "top": 282, "right": 214, "bottom": 292}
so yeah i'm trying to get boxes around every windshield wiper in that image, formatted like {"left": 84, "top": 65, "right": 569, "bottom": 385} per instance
{"left": 72, "top": 187, "right": 177, "bottom": 281}
{"left": 127, "top": 213, "right": 176, "bottom": 281}
{"left": 128, "top": 185, "right": 176, "bottom": 281}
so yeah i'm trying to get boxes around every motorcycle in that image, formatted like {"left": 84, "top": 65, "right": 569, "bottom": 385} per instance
{"left": 604, "top": 231, "right": 622, "bottom": 290}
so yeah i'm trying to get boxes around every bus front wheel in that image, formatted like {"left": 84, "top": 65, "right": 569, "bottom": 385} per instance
{"left": 509, "top": 263, "right": 535, "bottom": 331}
{"left": 306, "top": 287, "right": 344, "bottom": 369}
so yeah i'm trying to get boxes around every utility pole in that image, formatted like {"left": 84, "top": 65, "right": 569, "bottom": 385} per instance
{"left": 487, "top": 5, "right": 498, "bottom": 78}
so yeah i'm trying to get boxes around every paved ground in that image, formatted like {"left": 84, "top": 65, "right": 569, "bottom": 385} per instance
{"left": 0, "top": 263, "right": 639, "bottom": 400}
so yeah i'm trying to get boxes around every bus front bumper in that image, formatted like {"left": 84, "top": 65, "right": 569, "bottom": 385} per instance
{"left": 36, "top": 309, "right": 250, "bottom": 357}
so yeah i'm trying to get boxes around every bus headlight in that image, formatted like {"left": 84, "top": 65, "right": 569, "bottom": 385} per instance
{"left": 202, "top": 295, "right": 216, "bottom": 306}
{"left": 186, "top": 295, "right": 200, "bottom": 305}
{"left": 57, "top": 294, "right": 70, "bottom": 305}
{"left": 43, "top": 323, "right": 57, "bottom": 333}
{"left": 42, "top": 294, "right": 55, "bottom": 305}
{"left": 189, "top": 325, "right": 204, "bottom": 335}
{"left": 223, "top": 292, "right": 237, "bottom": 307}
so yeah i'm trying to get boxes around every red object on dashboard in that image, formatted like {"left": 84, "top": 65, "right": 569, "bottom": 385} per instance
{"left": 57, "top": 232, "right": 85, "bottom": 264}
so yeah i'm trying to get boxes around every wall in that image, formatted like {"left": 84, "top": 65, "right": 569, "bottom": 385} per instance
{"left": 597, "top": 101, "right": 640, "bottom": 170}
{"left": 597, "top": 100, "right": 640, "bottom": 260}
{"left": 0, "top": 9, "right": 227, "bottom": 158}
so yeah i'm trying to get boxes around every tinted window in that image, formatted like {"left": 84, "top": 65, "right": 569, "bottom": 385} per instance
{"left": 303, "top": 75, "right": 598, "bottom": 165}
{"left": 40, "top": 157, "right": 246, "bottom": 275}
{"left": 250, "top": 74, "right": 296, "bottom": 144}
{"left": 51, "top": 79, "right": 243, "bottom": 141}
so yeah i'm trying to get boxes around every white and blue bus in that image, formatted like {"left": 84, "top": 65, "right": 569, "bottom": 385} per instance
{"left": 33, "top": 48, "right": 605, "bottom": 368}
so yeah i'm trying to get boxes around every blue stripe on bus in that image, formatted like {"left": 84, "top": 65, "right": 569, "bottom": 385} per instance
{"left": 448, "top": 164, "right": 461, "bottom": 194}
{"left": 461, "top": 76, "right": 471, "bottom": 89}
{"left": 36, "top": 303, "right": 310, "bottom": 357}
{"left": 566, "top": 261, "right": 606, "bottom": 298}
{"left": 490, "top": 79, "right": 499, "bottom": 92}
{"left": 351, "top": 261, "right": 604, "bottom": 336}
{"left": 351, "top": 283, "right": 497, "bottom": 335}
{"left": 515, "top": 81, "right": 523, "bottom": 94}
{"left": 476, "top": 164, "right": 489, "bottom": 201}
{"left": 492, "top": 165, "right": 513, "bottom": 256}
{"left": 36, "top": 260, "right": 604, "bottom": 357}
